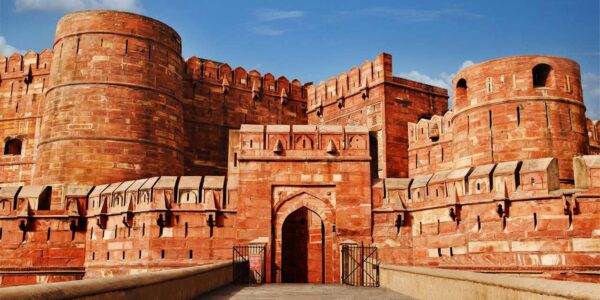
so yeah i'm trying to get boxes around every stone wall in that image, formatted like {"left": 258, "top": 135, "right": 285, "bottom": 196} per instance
{"left": 380, "top": 264, "right": 600, "bottom": 300}
{"left": 306, "top": 53, "right": 448, "bottom": 178}
{"left": 84, "top": 175, "right": 234, "bottom": 278}
{"left": 0, "top": 50, "right": 52, "bottom": 184}
{"left": 232, "top": 124, "right": 372, "bottom": 283}
{"left": 34, "top": 11, "right": 186, "bottom": 186}
{"left": 0, "top": 185, "right": 90, "bottom": 286}
{"left": 373, "top": 156, "right": 600, "bottom": 282}
{"left": 0, "top": 261, "right": 233, "bottom": 300}
{"left": 181, "top": 58, "right": 308, "bottom": 176}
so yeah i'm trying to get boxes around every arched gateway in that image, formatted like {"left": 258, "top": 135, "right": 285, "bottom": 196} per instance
{"left": 273, "top": 191, "right": 335, "bottom": 283}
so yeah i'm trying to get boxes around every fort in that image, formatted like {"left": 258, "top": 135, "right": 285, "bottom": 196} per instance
{"left": 0, "top": 10, "right": 599, "bottom": 287}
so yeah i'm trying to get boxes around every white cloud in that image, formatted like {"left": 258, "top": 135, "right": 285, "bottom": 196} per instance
{"left": 0, "top": 36, "right": 21, "bottom": 56}
{"left": 398, "top": 60, "right": 475, "bottom": 107}
{"left": 254, "top": 9, "right": 304, "bottom": 22}
{"left": 340, "top": 7, "right": 483, "bottom": 23}
{"left": 459, "top": 60, "right": 474, "bottom": 70}
{"left": 582, "top": 72, "right": 600, "bottom": 119}
{"left": 250, "top": 9, "right": 304, "bottom": 36}
{"left": 14, "top": 0, "right": 142, "bottom": 13}
{"left": 399, "top": 70, "right": 451, "bottom": 89}
{"left": 251, "top": 25, "right": 284, "bottom": 36}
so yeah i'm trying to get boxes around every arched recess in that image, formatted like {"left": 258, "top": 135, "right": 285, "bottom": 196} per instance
{"left": 273, "top": 191, "right": 335, "bottom": 284}
{"left": 3, "top": 138, "right": 22, "bottom": 155}
{"left": 455, "top": 78, "right": 468, "bottom": 108}
{"left": 532, "top": 64, "right": 554, "bottom": 88}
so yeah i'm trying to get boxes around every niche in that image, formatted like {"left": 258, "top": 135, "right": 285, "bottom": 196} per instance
{"left": 455, "top": 79, "right": 468, "bottom": 107}
{"left": 3, "top": 138, "right": 22, "bottom": 155}
{"left": 532, "top": 64, "right": 554, "bottom": 88}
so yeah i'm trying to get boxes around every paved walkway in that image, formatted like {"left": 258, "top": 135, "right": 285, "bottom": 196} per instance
{"left": 200, "top": 283, "right": 413, "bottom": 299}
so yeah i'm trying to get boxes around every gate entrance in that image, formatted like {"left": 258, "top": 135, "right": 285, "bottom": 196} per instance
{"left": 281, "top": 207, "right": 324, "bottom": 283}
{"left": 341, "top": 244, "right": 379, "bottom": 287}
{"left": 233, "top": 244, "right": 266, "bottom": 284}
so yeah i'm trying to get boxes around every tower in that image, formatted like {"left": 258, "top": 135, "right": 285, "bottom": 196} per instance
{"left": 451, "top": 56, "right": 588, "bottom": 184}
{"left": 34, "top": 11, "right": 185, "bottom": 185}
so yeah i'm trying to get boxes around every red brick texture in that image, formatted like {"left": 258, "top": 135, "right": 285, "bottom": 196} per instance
{"left": 306, "top": 53, "right": 448, "bottom": 179}
{"left": 409, "top": 56, "right": 590, "bottom": 183}
{"left": 34, "top": 11, "right": 185, "bottom": 185}
{"left": 1, "top": 10, "right": 599, "bottom": 287}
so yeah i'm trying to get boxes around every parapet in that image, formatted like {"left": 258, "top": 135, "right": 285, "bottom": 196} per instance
{"left": 408, "top": 111, "right": 454, "bottom": 148}
{"left": 0, "top": 49, "right": 53, "bottom": 80}
{"left": 86, "top": 175, "right": 229, "bottom": 224}
{"left": 573, "top": 155, "right": 600, "bottom": 190}
{"left": 307, "top": 53, "right": 392, "bottom": 112}
{"left": 519, "top": 157, "right": 560, "bottom": 194}
{"left": 236, "top": 124, "right": 370, "bottom": 158}
{"left": 381, "top": 156, "right": 576, "bottom": 209}
{"left": 588, "top": 119, "right": 600, "bottom": 153}
{"left": 0, "top": 184, "right": 89, "bottom": 222}
{"left": 185, "top": 57, "right": 307, "bottom": 103}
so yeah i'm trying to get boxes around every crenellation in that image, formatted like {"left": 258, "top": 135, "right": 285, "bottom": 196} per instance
{"left": 0, "top": 9, "right": 598, "bottom": 286}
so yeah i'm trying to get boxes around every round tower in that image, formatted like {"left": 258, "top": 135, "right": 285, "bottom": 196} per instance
{"left": 34, "top": 11, "right": 185, "bottom": 185}
{"left": 451, "top": 56, "right": 588, "bottom": 183}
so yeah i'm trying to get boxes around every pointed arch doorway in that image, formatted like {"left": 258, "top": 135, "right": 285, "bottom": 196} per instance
{"left": 281, "top": 207, "right": 325, "bottom": 283}
{"left": 273, "top": 190, "right": 336, "bottom": 284}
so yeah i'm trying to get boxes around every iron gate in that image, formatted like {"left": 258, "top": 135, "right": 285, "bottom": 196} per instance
{"left": 341, "top": 244, "right": 379, "bottom": 287}
{"left": 233, "top": 244, "right": 266, "bottom": 284}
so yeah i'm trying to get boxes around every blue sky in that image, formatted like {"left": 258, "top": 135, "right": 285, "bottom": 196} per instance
{"left": 0, "top": 0, "right": 598, "bottom": 118}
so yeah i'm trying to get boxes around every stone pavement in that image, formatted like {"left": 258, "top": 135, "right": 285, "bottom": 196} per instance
{"left": 200, "top": 283, "right": 413, "bottom": 299}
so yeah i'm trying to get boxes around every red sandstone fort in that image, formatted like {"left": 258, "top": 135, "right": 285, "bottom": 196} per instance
{"left": 0, "top": 10, "right": 599, "bottom": 286}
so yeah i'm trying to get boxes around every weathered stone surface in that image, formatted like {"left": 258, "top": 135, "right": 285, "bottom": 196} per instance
{"left": 0, "top": 9, "right": 599, "bottom": 287}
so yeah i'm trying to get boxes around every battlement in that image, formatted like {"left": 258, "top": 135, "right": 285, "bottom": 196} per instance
{"left": 236, "top": 124, "right": 370, "bottom": 159}
{"left": 0, "top": 184, "right": 90, "bottom": 214}
{"left": 588, "top": 119, "right": 600, "bottom": 153}
{"left": 0, "top": 50, "right": 53, "bottom": 80}
{"left": 87, "top": 175, "right": 229, "bottom": 221}
{"left": 185, "top": 57, "right": 308, "bottom": 103}
{"left": 408, "top": 111, "right": 454, "bottom": 149}
{"left": 375, "top": 157, "right": 578, "bottom": 212}
{"left": 306, "top": 53, "right": 392, "bottom": 112}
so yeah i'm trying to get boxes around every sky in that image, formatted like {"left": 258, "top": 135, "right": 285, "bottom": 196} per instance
{"left": 0, "top": 0, "right": 598, "bottom": 118}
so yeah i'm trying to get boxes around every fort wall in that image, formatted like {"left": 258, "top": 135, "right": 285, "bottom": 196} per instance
{"left": 0, "top": 10, "right": 599, "bottom": 287}
{"left": 34, "top": 11, "right": 186, "bottom": 186}
{"left": 306, "top": 53, "right": 448, "bottom": 178}
{"left": 451, "top": 56, "right": 588, "bottom": 183}
{"left": 0, "top": 50, "right": 52, "bottom": 184}
{"left": 373, "top": 156, "right": 600, "bottom": 282}
{"left": 181, "top": 58, "right": 308, "bottom": 176}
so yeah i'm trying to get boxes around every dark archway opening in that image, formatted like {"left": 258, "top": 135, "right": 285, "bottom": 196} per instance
{"left": 4, "top": 138, "right": 22, "bottom": 155}
{"left": 281, "top": 207, "right": 324, "bottom": 283}
{"left": 532, "top": 64, "right": 554, "bottom": 88}
{"left": 455, "top": 78, "right": 468, "bottom": 107}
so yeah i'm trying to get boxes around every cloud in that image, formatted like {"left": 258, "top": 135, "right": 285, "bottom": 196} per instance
{"left": 250, "top": 25, "right": 284, "bottom": 36}
{"left": 459, "top": 60, "right": 475, "bottom": 70}
{"left": 250, "top": 8, "right": 305, "bottom": 36}
{"left": 399, "top": 70, "right": 451, "bottom": 90}
{"left": 582, "top": 72, "right": 600, "bottom": 119}
{"left": 340, "top": 7, "right": 483, "bottom": 23}
{"left": 0, "top": 36, "right": 21, "bottom": 56}
{"left": 14, "top": 0, "right": 142, "bottom": 13}
{"left": 254, "top": 9, "right": 304, "bottom": 22}
{"left": 398, "top": 60, "right": 475, "bottom": 107}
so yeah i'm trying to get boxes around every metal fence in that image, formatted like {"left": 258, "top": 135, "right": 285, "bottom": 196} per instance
{"left": 232, "top": 244, "right": 266, "bottom": 284}
{"left": 341, "top": 244, "right": 379, "bottom": 287}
